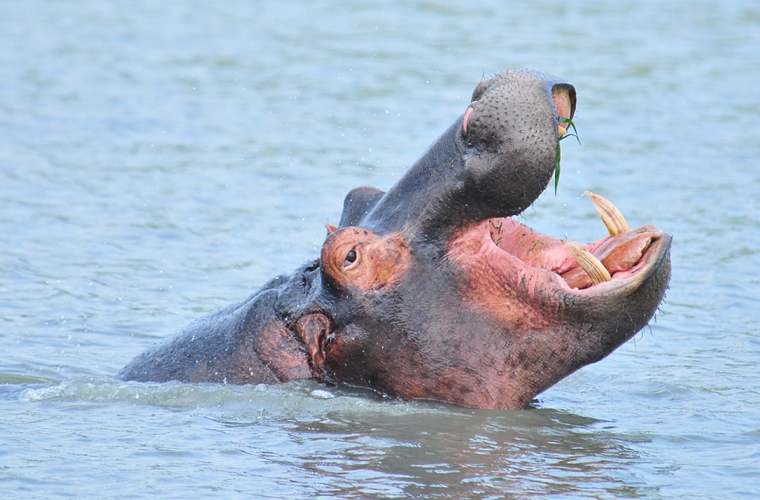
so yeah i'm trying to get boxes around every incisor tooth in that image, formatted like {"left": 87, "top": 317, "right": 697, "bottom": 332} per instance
{"left": 567, "top": 242, "right": 611, "bottom": 285}
{"left": 585, "top": 191, "right": 630, "bottom": 237}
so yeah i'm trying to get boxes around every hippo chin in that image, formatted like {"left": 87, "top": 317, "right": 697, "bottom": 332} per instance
{"left": 120, "top": 69, "right": 672, "bottom": 410}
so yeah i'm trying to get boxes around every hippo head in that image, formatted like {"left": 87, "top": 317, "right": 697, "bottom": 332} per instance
{"left": 305, "top": 70, "right": 671, "bottom": 409}
{"left": 121, "top": 69, "right": 671, "bottom": 410}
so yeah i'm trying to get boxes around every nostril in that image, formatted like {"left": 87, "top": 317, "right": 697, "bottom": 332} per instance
{"left": 551, "top": 83, "right": 576, "bottom": 120}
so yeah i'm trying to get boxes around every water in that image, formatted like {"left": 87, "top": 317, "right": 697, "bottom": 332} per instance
{"left": 1, "top": 1, "right": 758, "bottom": 498}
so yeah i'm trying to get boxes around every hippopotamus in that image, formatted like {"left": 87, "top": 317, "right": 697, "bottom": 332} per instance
{"left": 120, "top": 69, "right": 672, "bottom": 410}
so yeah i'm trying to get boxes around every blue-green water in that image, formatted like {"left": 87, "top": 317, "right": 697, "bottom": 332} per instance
{"left": 2, "top": 1, "right": 759, "bottom": 498}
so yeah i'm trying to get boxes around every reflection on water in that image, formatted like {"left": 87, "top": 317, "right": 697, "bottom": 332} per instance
{"left": 279, "top": 406, "right": 643, "bottom": 498}
{"left": 1, "top": 0, "right": 759, "bottom": 498}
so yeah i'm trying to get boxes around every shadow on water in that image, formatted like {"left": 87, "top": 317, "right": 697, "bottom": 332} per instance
{"left": 14, "top": 377, "right": 655, "bottom": 497}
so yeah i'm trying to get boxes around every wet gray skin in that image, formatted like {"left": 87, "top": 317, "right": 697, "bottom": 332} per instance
{"left": 120, "top": 69, "right": 672, "bottom": 410}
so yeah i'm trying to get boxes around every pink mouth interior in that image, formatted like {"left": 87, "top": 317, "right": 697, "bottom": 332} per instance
{"left": 488, "top": 218, "right": 660, "bottom": 290}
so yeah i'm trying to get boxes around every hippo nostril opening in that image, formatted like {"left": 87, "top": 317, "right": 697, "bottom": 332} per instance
{"left": 552, "top": 86, "right": 576, "bottom": 141}
{"left": 552, "top": 90, "right": 572, "bottom": 126}
{"left": 551, "top": 83, "right": 576, "bottom": 122}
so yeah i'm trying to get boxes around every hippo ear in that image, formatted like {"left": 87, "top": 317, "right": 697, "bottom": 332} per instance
{"left": 325, "top": 223, "right": 338, "bottom": 235}
{"left": 339, "top": 186, "right": 386, "bottom": 228}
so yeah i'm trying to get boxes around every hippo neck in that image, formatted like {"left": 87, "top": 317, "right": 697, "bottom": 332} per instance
{"left": 360, "top": 118, "right": 466, "bottom": 239}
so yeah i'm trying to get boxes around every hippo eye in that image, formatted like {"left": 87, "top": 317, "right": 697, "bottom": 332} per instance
{"left": 344, "top": 248, "right": 358, "bottom": 266}
{"left": 343, "top": 247, "right": 362, "bottom": 271}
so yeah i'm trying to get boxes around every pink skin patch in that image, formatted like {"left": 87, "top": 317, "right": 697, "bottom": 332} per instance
{"left": 552, "top": 92, "right": 572, "bottom": 125}
{"left": 463, "top": 106, "right": 474, "bottom": 134}
{"left": 488, "top": 218, "right": 590, "bottom": 274}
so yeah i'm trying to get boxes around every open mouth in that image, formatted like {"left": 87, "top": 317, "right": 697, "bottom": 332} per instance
{"left": 481, "top": 192, "right": 669, "bottom": 293}
{"left": 481, "top": 86, "right": 668, "bottom": 293}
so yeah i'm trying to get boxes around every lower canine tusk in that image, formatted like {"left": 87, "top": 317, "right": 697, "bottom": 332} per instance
{"left": 567, "top": 242, "right": 611, "bottom": 285}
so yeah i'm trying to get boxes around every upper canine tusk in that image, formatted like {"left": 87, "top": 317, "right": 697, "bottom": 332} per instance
{"left": 567, "top": 242, "right": 611, "bottom": 285}
{"left": 585, "top": 191, "right": 630, "bottom": 237}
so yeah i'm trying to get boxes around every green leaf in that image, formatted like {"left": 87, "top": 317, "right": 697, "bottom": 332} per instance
{"left": 559, "top": 117, "right": 581, "bottom": 144}
{"left": 555, "top": 118, "right": 580, "bottom": 194}
{"left": 554, "top": 143, "right": 561, "bottom": 195}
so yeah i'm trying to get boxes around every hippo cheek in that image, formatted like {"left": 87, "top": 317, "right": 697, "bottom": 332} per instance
{"left": 316, "top": 226, "right": 419, "bottom": 382}
{"left": 318, "top": 319, "right": 423, "bottom": 395}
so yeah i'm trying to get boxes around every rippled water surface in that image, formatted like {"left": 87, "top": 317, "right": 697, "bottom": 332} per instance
{"left": 2, "top": 1, "right": 759, "bottom": 498}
